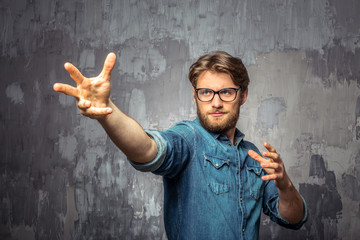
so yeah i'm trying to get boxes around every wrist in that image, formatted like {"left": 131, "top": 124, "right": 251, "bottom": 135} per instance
{"left": 97, "top": 113, "right": 111, "bottom": 123}
{"left": 277, "top": 174, "right": 293, "bottom": 192}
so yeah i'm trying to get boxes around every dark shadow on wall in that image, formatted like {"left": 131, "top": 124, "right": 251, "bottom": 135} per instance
{"left": 260, "top": 154, "right": 342, "bottom": 240}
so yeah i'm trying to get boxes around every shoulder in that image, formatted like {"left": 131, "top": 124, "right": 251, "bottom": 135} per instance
{"left": 163, "top": 119, "right": 199, "bottom": 137}
{"left": 240, "top": 140, "right": 261, "bottom": 154}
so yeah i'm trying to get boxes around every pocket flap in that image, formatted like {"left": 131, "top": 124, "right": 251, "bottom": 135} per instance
{"left": 246, "top": 165, "right": 263, "bottom": 176}
{"left": 204, "top": 154, "right": 230, "bottom": 169}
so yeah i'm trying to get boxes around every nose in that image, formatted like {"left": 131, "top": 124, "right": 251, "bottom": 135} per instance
{"left": 211, "top": 93, "right": 223, "bottom": 108}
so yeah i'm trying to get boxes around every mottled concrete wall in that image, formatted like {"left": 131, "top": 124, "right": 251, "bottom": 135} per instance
{"left": 1, "top": 0, "right": 359, "bottom": 239}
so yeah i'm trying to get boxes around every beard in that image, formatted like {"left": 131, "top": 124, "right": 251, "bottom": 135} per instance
{"left": 196, "top": 102, "right": 240, "bottom": 134}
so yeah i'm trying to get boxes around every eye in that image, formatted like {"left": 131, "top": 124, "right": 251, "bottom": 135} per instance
{"left": 199, "top": 89, "right": 212, "bottom": 95}
{"left": 220, "top": 89, "right": 232, "bottom": 95}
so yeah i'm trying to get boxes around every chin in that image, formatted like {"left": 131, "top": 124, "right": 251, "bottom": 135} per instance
{"left": 196, "top": 102, "right": 240, "bottom": 135}
{"left": 197, "top": 109, "right": 240, "bottom": 134}
{"left": 201, "top": 117, "right": 234, "bottom": 134}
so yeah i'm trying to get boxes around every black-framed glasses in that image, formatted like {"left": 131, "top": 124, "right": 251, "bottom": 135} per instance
{"left": 195, "top": 88, "right": 241, "bottom": 102}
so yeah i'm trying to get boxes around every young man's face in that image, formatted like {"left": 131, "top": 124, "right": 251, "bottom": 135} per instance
{"left": 193, "top": 71, "right": 248, "bottom": 135}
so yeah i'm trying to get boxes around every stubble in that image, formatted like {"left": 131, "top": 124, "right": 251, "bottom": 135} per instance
{"left": 196, "top": 102, "right": 240, "bottom": 134}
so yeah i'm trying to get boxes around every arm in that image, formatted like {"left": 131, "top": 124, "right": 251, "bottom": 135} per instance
{"left": 53, "top": 53, "right": 157, "bottom": 163}
{"left": 248, "top": 143, "right": 304, "bottom": 224}
{"left": 97, "top": 100, "right": 157, "bottom": 163}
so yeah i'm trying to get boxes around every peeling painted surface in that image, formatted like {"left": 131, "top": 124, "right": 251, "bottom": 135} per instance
{"left": 5, "top": 83, "right": 24, "bottom": 104}
{"left": 10, "top": 224, "right": 35, "bottom": 240}
{"left": 63, "top": 185, "right": 78, "bottom": 240}
{"left": 299, "top": 154, "right": 343, "bottom": 240}
{"left": 58, "top": 131, "right": 78, "bottom": 162}
{"left": 128, "top": 88, "right": 148, "bottom": 127}
{"left": 256, "top": 97, "right": 286, "bottom": 135}
{"left": 356, "top": 96, "right": 360, "bottom": 140}
{"left": 1, "top": 0, "right": 360, "bottom": 239}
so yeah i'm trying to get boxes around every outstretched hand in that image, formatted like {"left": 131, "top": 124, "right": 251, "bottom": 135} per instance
{"left": 53, "top": 52, "right": 116, "bottom": 119}
{"left": 248, "top": 142, "right": 291, "bottom": 191}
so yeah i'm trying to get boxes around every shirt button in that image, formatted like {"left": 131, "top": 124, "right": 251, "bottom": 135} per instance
{"left": 242, "top": 228, "right": 245, "bottom": 232}
{"left": 228, "top": 143, "right": 232, "bottom": 146}
{"left": 215, "top": 164, "right": 219, "bottom": 167}
{"left": 240, "top": 197, "right": 243, "bottom": 201}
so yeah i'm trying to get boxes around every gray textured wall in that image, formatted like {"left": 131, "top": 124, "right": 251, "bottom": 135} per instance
{"left": 1, "top": 0, "right": 359, "bottom": 239}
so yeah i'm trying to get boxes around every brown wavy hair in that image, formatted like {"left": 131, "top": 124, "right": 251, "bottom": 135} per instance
{"left": 188, "top": 51, "right": 250, "bottom": 91}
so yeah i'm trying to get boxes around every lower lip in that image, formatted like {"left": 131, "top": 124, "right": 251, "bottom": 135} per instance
{"left": 211, "top": 112, "right": 224, "bottom": 117}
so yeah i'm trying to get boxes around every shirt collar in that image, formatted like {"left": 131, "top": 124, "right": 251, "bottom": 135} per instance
{"left": 233, "top": 128, "right": 245, "bottom": 147}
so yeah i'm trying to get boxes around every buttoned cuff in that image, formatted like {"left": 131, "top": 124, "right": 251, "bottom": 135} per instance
{"left": 127, "top": 130, "right": 167, "bottom": 172}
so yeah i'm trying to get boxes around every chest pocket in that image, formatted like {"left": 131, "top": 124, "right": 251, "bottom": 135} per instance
{"left": 246, "top": 165, "right": 265, "bottom": 200}
{"left": 203, "top": 154, "right": 230, "bottom": 195}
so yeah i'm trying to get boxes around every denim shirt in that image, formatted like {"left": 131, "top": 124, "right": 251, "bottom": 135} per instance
{"left": 129, "top": 119, "right": 307, "bottom": 240}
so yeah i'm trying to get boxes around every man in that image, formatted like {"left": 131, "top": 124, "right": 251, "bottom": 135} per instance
{"left": 54, "top": 51, "right": 307, "bottom": 239}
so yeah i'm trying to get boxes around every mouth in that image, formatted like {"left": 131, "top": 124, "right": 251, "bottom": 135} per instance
{"left": 210, "top": 112, "right": 225, "bottom": 117}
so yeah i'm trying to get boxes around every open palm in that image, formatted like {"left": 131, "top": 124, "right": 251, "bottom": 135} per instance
{"left": 53, "top": 53, "right": 116, "bottom": 119}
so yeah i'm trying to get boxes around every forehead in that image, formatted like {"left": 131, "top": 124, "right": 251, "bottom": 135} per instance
{"left": 196, "top": 71, "right": 237, "bottom": 89}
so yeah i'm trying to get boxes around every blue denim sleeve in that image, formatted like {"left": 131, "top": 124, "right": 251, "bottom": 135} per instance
{"left": 127, "top": 130, "right": 167, "bottom": 172}
{"left": 262, "top": 181, "right": 308, "bottom": 229}
{"left": 127, "top": 122, "right": 194, "bottom": 177}
{"left": 151, "top": 123, "right": 195, "bottom": 178}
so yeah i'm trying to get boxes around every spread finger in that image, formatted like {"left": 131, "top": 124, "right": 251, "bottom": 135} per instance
{"left": 53, "top": 83, "right": 79, "bottom": 98}
{"left": 64, "top": 62, "right": 84, "bottom": 85}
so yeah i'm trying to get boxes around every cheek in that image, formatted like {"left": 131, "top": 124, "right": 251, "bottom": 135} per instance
{"left": 234, "top": 98, "right": 242, "bottom": 108}
{"left": 226, "top": 101, "right": 241, "bottom": 113}
{"left": 195, "top": 101, "right": 207, "bottom": 112}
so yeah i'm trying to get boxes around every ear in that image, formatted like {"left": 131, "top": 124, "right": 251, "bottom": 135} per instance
{"left": 192, "top": 88, "right": 196, "bottom": 103}
{"left": 240, "top": 88, "right": 248, "bottom": 105}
